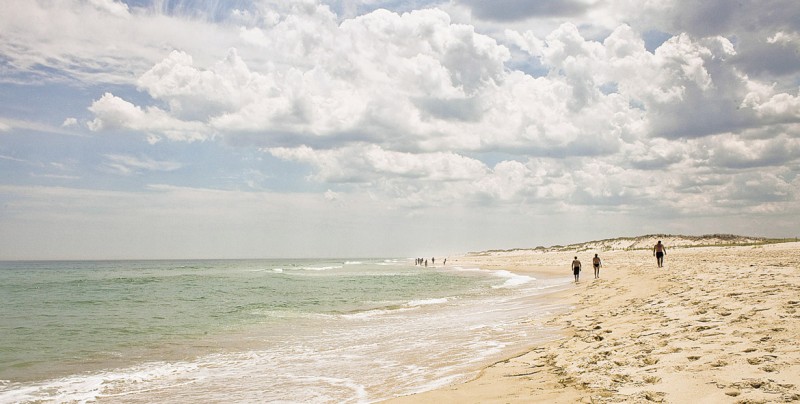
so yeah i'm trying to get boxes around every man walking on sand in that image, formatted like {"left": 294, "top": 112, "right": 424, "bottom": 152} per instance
{"left": 653, "top": 240, "right": 667, "bottom": 268}
{"left": 571, "top": 256, "right": 581, "bottom": 283}
{"left": 592, "top": 254, "right": 602, "bottom": 279}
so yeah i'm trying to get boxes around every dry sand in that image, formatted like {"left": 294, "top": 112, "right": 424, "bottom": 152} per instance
{"left": 386, "top": 240, "right": 800, "bottom": 403}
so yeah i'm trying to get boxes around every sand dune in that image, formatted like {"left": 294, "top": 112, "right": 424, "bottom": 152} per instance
{"left": 387, "top": 238, "right": 800, "bottom": 403}
{"left": 471, "top": 234, "right": 789, "bottom": 255}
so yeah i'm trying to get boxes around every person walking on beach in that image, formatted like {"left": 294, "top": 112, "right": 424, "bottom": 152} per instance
{"left": 592, "top": 254, "right": 602, "bottom": 279}
{"left": 571, "top": 256, "right": 582, "bottom": 283}
{"left": 653, "top": 240, "right": 667, "bottom": 268}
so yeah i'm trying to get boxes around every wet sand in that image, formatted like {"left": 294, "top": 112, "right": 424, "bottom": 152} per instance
{"left": 386, "top": 240, "right": 800, "bottom": 403}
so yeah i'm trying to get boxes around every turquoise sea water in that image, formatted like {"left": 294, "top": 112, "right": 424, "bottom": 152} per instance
{"left": 0, "top": 259, "right": 570, "bottom": 403}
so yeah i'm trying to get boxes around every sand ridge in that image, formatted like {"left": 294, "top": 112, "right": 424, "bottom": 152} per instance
{"left": 386, "top": 241, "right": 800, "bottom": 403}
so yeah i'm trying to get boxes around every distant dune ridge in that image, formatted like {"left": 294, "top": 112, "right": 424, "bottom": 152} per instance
{"left": 469, "top": 234, "right": 795, "bottom": 255}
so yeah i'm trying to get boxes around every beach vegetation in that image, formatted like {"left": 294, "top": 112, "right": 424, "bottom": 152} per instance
{"left": 465, "top": 234, "right": 796, "bottom": 256}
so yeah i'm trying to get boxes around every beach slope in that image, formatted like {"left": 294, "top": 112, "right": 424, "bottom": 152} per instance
{"left": 387, "top": 239, "right": 800, "bottom": 403}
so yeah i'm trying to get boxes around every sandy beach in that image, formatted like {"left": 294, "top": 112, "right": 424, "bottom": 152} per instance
{"left": 387, "top": 238, "right": 800, "bottom": 403}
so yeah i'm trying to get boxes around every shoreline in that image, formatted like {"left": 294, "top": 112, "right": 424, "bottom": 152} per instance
{"left": 0, "top": 259, "right": 577, "bottom": 403}
{"left": 385, "top": 241, "right": 800, "bottom": 403}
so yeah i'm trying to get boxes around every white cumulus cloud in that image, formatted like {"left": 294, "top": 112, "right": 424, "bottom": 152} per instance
{"left": 87, "top": 93, "right": 210, "bottom": 142}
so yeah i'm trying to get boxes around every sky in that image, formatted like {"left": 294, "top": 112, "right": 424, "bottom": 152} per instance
{"left": 1, "top": 0, "right": 799, "bottom": 259}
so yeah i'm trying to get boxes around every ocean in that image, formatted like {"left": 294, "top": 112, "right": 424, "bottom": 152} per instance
{"left": 0, "top": 259, "right": 570, "bottom": 403}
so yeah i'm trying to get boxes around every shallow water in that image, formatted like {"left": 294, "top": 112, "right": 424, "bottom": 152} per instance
{"left": 0, "top": 259, "right": 570, "bottom": 403}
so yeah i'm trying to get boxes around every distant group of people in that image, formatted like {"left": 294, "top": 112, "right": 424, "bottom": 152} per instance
{"left": 415, "top": 257, "right": 446, "bottom": 267}
{"left": 570, "top": 241, "right": 668, "bottom": 283}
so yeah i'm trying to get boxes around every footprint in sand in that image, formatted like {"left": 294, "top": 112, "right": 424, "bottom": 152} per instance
{"left": 710, "top": 359, "right": 728, "bottom": 368}
{"left": 760, "top": 364, "right": 778, "bottom": 373}
{"left": 642, "top": 375, "right": 661, "bottom": 384}
{"left": 638, "top": 391, "right": 666, "bottom": 402}
{"left": 639, "top": 356, "right": 659, "bottom": 366}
